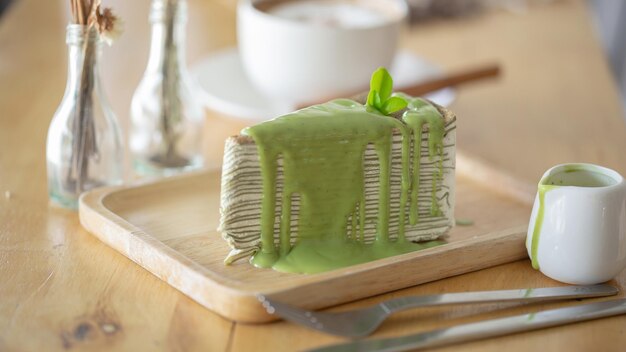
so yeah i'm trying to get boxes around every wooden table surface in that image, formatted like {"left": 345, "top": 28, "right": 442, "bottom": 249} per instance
{"left": 2, "top": 0, "right": 626, "bottom": 351}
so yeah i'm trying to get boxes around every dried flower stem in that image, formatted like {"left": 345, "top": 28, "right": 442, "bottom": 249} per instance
{"left": 69, "top": 34, "right": 97, "bottom": 191}
{"left": 151, "top": 0, "right": 188, "bottom": 168}
{"left": 67, "top": 0, "right": 119, "bottom": 191}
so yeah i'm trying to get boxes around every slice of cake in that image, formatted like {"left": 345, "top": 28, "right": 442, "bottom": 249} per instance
{"left": 218, "top": 69, "right": 456, "bottom": 273}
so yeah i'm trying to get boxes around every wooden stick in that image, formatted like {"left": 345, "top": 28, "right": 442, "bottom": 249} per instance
{"left": 399, "top": 64, "right": 500, "bottom": 97}
{"left": 70, "top": 0, "right": 76, "bottom": 22}
{"left": 296, "top": 63, "right": 501, "bottom": 110}
{"left": 76, "top": 0, "right": 85, "bottom": 25}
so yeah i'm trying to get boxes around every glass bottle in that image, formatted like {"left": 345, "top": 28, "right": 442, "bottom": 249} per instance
{"left": 130, "top": 0, "right": 204, "bottom": 177}
{"left": 46, "top": 25, "right": 123, "bottom": 209}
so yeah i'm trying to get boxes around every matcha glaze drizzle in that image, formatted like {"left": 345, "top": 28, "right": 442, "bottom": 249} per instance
{"left": 243, "top": 98, "right": 446, "bottom": 273}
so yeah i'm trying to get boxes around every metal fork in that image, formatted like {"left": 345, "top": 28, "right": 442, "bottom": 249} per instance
{"left": 257, "top": 284, "right": 618, "bottom": 338}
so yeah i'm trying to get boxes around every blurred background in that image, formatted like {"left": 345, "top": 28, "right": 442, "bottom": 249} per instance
{"left": 1, "top": 0, "right": 623, "bottom": 107}
{"left": 588, "top": 0, "right": 626, "bottom": 107}
{"left": 1, "top": 0, "right": 624, "bottom": 176}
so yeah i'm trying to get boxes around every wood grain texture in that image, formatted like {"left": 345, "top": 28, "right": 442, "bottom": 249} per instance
{"left": 79, "top": 169, "right": 531, "bottom": 322}
{"left": 2, "top": 0, "right": 626, "bottom": 351}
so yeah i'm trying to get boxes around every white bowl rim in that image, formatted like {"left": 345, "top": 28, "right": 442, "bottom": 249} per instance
{"left": 239, "top": 0, "right": 409, "bottom": 31}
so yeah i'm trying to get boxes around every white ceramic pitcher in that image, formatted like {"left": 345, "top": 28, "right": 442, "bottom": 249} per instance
{"left": 526, "top": 163, "right": 626, "bottom": 284}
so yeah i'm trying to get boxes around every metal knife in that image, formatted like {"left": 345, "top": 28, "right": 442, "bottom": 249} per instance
{"left": 308, "top": 298, "right": 626, "bottom": 352}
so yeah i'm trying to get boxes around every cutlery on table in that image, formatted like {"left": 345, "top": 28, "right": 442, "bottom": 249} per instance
{"left": 307, "top": 298, "right": 626, "bottom": 352}
{"left": 258, "top": 284, "right": 618, "bottom": 338}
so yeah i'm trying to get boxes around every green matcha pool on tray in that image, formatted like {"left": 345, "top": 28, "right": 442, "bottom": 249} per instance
{"left": 218, "top": 68, "right": 457, "bottom": 274}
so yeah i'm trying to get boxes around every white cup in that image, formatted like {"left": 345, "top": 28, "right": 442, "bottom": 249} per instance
{"left": 526, "top": 163, "right": 626, "bottom": 284}
{"left": 237, "top": 0, "right": 408, "bottom": 104}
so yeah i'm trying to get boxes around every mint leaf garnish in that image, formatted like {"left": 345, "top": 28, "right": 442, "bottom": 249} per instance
{"left": 366, "top": 67, "right": 407, "bottom": 115}
{"left": 381, "top": 96, "right": 408, "bottom": 115}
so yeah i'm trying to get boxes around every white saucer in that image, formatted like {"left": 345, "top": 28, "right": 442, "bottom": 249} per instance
{"left": 191, "top": 48, "right": 456, "bottom": 122}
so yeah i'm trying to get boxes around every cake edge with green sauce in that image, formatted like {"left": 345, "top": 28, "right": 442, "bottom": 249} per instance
{"left": 218, "top": 95, "right": 456, "bottom": 272}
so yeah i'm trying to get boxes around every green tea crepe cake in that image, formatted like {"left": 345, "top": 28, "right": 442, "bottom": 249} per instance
{"left": 218, "top": 69, "right": 456, "bottom": 274}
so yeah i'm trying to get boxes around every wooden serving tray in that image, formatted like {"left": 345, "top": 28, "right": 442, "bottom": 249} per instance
{"left": 79, "top": 164, "right": 533, "bottom": 323}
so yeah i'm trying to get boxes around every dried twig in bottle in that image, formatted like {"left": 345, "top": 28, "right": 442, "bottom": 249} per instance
{"left": 151, "top": 0, "right": 188, "bottom": 168}
{"left": 67, "top": 0, "right": 119, "bottom": 191}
